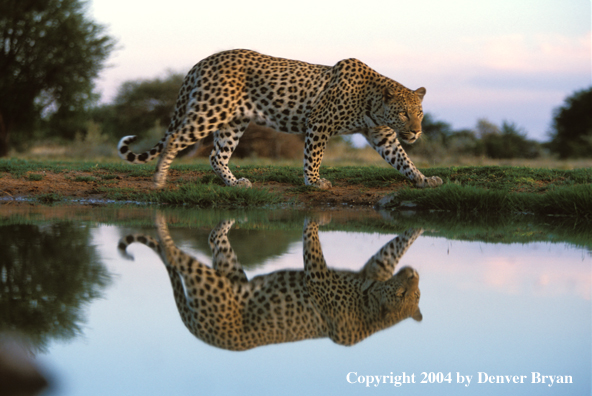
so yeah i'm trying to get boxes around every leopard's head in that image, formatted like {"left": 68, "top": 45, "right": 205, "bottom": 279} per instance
{"left": 383, "top": 86, "right": 426, "bottom": 144}
{"left": 376, "top": 266, "right": 422, "bottom": 324}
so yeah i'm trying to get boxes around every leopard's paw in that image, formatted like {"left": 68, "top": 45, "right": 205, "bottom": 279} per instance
{"left": 312, "top": 178, "right": 332, "bottom": 190}
{"left": 234, "top": 178, "right": 252, "bottom": 188}
{"left": 305, "top": 212, "right": 332, "bottom": 226}
{"left": 416, "top": 176, "right": 443, "bottom": 188}
{"left": 152, "top": 174, "right": 166, "bottom": 190}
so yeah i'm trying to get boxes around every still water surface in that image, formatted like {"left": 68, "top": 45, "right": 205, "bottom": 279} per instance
{"left": 1, "top": 205, "right": 590, "bottom": 395}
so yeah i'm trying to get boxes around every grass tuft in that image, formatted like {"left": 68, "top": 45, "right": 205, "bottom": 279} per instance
{"left": 27, "top": 174, "right": 44, "bottom": 181}
{"left": 150, "top": 184, "right": 283, "bottom": 207}
{"left": 101, "top": 183, "right": 283, "bottom": 207}
{"left": 74, "top": 175, "right": 97, "bottom": 183}
{"left": 386, "top": 183, "right": 592, "bottom": 218}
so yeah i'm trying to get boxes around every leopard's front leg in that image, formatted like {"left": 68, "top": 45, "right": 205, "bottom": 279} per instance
{"left": 209, "top": 122, "right": 252, "bottom": 188}
{"left": 303, "top": 219, "right": 330, "bottom": 284}
{"left": 359, "top": 228, "right": 424, "bottom": 281}
{"left": 303, "top": 130, "right": 332, "bottom": 190}
{"left": 364, "top": 126, "right": 442, "bottom": 188}
{"left": 208, "top": 220, "right": 248, "bottom": 284}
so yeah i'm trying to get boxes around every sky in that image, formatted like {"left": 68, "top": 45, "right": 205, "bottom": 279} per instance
{"left": 90, "top": 0, "right": 591, "bottom": 141}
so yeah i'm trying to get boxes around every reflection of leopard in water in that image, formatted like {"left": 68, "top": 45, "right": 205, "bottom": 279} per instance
{"left": 119, "top": 213, "right": 422, "bottom": 351}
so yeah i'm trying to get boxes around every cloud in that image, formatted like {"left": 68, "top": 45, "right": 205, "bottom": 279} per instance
{"left": 347, "top": 32, "right": 591, "bottom": 137}
{"left": 357, "top": 32, "right": 591, "bottom": 83}
{"left": 460, "top": 32, "right": 591, "bottom": 74}
{"left": 422, "top": 243, "right": 592, "bottom": 300}
{"left": 468, "top": 69, "right": 588, "bottom": 92}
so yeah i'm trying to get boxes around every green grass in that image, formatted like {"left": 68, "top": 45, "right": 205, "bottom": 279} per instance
{"left": 383, "top": 183, "right": 592, "bottom": 218}
{"left": 74, "top": 175, "right": 97, "bottom": 182}
{"left": 239, "top": 164, "right": 592, "bottom": 192}
{"left": 374, "top": 165, "right": 592, "bottom": 218}
{"left": 100, "top": 183, "right": 284, "bottom": 207}
{"left": 2, "top": 159, "right": 589, "bottom": 190}
{"left": 151, "top": 184, "right": 283, "bottom": 207}
{"left": 235, "top": 165, "right": 303, "bottom": 184}
{"left": 1, "top": 204, "right": 589, "bottom": 250}
{"left": 0, "top": 158, "right": 161, "bottom": 176}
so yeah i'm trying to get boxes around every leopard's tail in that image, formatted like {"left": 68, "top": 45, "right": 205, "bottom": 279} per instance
{"left": 117, "top": 233, "right": 162, "bottom": 260}
{"left": 117, "top": 135, "right": 167, "bottom": 164}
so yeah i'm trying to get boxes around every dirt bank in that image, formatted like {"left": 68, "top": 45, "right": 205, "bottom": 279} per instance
{"left": 0, "top": 169, "right": 398, "bottom": 208}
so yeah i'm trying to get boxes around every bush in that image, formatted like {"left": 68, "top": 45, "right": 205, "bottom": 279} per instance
{"left": 188, "top": 124, "right": 304, "bottom": 159}
{"left": 411, "top": 115, "right": 541, "bottom": 160}
{"left": 70, "top": 121, "right": 115, "bottom": 158}
{"left": 547, "top": 87, "right": 592, "bottom": 159}
{"left": 475, "top": 120, "right": 541, "bottom": 159}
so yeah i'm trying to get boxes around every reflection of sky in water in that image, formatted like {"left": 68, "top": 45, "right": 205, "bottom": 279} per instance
{"left": 40, "top": 225, "right": 590, "bottom": 396}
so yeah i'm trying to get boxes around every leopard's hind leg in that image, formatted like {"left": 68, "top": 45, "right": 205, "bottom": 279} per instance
{"left": 154, "top": 114, "right": 248, "bottom": 190}
{"left": 153, "top": 108, "right": 222, "bottom": 189}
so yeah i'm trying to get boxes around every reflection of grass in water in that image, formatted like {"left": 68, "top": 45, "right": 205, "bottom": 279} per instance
{"left": 169, "top": 227, "right": 303, "bottom": 270}
{"left": 382, "top": 210, "right": 592, "bottom": 251}
{"left": 1, "top": 204, "right": 589, "bottom": 267}
{"left": 36, "top": 192, "right": 63, "bottom": 204}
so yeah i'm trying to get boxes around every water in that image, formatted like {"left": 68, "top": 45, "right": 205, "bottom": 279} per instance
{"left": 1, "top": 205, "right": 590, "bottom": 396}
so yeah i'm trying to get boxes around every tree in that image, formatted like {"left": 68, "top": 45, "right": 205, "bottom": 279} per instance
{"left": 93, "top": 72, "right": 185, "bottom": 139}
{"left": 548, "top": 87, "right": 592, "bottom": 159}
{"left": 447, "top": 129, "right": 479, "bottom": 156}
{"left": 421, "top": 113, "right": 453, "bottom": 142}
{"left": 0, "top": 0, "right": 115, "bottom": 156}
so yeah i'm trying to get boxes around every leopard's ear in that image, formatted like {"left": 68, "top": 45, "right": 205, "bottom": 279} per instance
{"left": 412, "top": 307, "right": 423, "bottom": 322}
{"left": 414, "top": 87, "right": 426, "bottom": 101}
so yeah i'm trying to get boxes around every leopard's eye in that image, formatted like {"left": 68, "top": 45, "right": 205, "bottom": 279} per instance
{"left": 399, "top": 112, "right": 409, "bottom": 122}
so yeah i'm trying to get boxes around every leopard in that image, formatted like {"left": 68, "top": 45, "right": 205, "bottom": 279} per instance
{"left": 118, "top": 212, "right": 423, "bottom": 351}
{"left": 117, "top": 49, "right": 443, "bottom": 190}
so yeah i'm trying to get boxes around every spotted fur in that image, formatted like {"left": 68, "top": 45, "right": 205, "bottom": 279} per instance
{"left": 118, "top": 213, "right": 422, "bottom": 351}
{"left": 117, "top": 49, "right": 442, "bottom": 189}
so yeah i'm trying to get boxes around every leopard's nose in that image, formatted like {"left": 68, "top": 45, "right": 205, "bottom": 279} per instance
{"left": 406, "top": 131, "right": 421, "bottom": 143}
{"left": 400, "top": 266, "right": 419, "bottom": 280}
